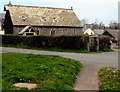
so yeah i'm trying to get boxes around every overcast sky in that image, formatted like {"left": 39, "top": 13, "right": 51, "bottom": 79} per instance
{"left": 0, "top": 0, "right": 119, "bottom": 26}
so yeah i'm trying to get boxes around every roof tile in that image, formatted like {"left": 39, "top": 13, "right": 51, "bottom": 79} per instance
{"left": 4, "top": 5, "right": 83, "bottom": 27}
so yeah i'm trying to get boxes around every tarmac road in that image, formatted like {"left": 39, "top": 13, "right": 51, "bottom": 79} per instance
{"left": 1, "top": 47, "right": 119, "bottom": 67}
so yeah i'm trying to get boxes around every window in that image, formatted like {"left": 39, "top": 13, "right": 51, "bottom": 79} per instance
{"left": 53, "top": 18, "right": 59, "bottom": 23}
{"left": 22, "top": 16, "right": 26, "bottom": 21}
{"left": 42, "top": 17, "right": 47, "bottom": 21}
{"left": 51, "top": 30, "right": 55, "bottom": 36}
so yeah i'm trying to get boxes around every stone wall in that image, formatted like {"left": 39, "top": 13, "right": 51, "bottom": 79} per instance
{"left": 13, "top": 26, "right": 83, "bottom": 36}
{"left": 13, "top": 27, "right": 24, "bottom": 35}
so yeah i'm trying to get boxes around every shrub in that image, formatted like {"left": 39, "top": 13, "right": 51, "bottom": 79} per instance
{"left": 2, "top": 35, "right": 111, "bottom": 52}
{"left": 2, "top": 35, "right": 88, "bottom": 50}
{"left": 2, "top": 34, "right": 29, "bottom": 46}
{"left": 99, "top": 35, "right": 111, "bottom": 51}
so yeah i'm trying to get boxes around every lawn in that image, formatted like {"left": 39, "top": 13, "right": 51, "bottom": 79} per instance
{"left": 98, "top": 67, "right": 120, "bottom": 91}
{"left": 2, "top": 53, "right": 82, "bottom": 91}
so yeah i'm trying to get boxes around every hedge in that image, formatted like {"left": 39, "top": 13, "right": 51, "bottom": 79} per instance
{"left": 2, "top": 34, "right": 111, "bottom": 51}
{"left": 99, "top": 35, "right": 111, "bottom": 51}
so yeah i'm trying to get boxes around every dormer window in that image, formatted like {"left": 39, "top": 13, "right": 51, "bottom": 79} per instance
{"left": 42, "top": 17, "right": 47, "bottom": 21}
{"left": 22, "top": 16, "right": 26, "bottom": 21}
{"left": 53, "top": 18, "right": 59, "bottom": 23}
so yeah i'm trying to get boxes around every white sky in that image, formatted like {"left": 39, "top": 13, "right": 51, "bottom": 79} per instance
{"left": 0, "top": 0, "right": 119, "bottom": 26}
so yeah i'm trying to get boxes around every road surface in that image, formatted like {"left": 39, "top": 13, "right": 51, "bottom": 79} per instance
{"left": 1, "top": 47, "right": 118, "bottom": 67}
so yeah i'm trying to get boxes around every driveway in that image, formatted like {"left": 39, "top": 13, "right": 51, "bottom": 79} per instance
{"left": 1, "top": 47, "right": 119, "bottom": 90}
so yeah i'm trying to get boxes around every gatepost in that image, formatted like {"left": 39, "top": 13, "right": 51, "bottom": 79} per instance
{"left": 89, "top": 35, "right": 99, "bottom": 52}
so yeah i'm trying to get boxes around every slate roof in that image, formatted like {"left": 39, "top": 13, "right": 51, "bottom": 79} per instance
{"left": 104, "top": 29, "right": 119, "bottom": 39}
{"left": 94, "top": 29, "right": 105, "bottom": 35}
{"left": 4, "top": 5, "right": 83, "bottom": 27}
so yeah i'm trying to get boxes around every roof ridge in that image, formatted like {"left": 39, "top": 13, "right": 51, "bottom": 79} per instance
{"left": 4, "top": 4, "right": 72, "bottom": 11}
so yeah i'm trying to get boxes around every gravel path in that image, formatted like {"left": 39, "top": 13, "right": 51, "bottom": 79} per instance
{"left": 1, "top": 47, "right": 118, "bottom": 90}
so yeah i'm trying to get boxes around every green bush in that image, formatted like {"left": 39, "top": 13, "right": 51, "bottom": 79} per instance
{"left": 2, "top": 35, "right": 88, "bottom": 50}
{"left": 2, "top": 35, "right": 111, "bottom": 52}
{"left": 2, "top": 34, "right": 29, "bottom": 46}
{"left": 99, "top": 36, "right": 111, "bottom": 51}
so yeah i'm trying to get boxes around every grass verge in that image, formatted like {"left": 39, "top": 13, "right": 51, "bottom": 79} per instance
{"left": 2, "top": 53, "right": 82, "bottom": 91}
{"left": 2, "top": 44, "right": 113, "bottom": 53}
{"left": 98, "top": 67, "right": 120, "bottom": 91}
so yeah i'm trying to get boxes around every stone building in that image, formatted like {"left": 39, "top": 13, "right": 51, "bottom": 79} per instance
{"left": 4, "top": 4, "right": 83, "bottom": 36}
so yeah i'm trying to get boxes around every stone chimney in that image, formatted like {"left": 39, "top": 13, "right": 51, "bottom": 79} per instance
{"left": 8, "top": 0, "right": 12, "bottom": 7}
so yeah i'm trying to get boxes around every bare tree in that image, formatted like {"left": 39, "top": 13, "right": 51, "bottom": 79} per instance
{"left": 81, "top": 18, "right": 88, "bottom": 25}
{"left": 109, "top": 21, "right": 119, "bottom": 29}
{"left": 99, "top": 22, "right": 105, "bottom": 29}
{"left": 92, "top": 19, "right": 99, "bottom": 29}
{"left": 92, "top": 20, "right": 105, "bottom": 29}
